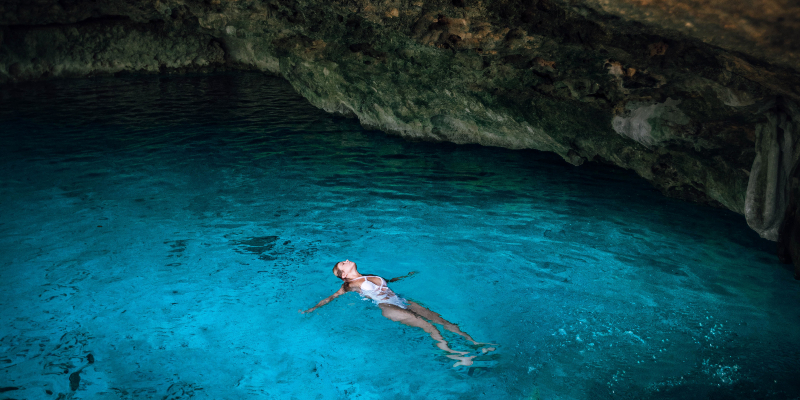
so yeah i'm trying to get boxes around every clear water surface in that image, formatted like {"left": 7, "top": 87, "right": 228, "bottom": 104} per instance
{"left": 1, "top": 73, "right": 798, "bottom": 399}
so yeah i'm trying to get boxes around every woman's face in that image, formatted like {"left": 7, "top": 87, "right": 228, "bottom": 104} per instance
{"left": 336, "top": 259, "right": 357, "bottom": 279}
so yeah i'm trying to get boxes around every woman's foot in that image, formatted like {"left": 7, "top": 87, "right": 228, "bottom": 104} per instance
{"left": 448, "top": 346, "right": 496, "bottom": 367}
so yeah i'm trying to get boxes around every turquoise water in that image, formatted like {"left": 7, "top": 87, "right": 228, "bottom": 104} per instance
{"left": 1, "top": 73, "right": 798, "bottom": 399}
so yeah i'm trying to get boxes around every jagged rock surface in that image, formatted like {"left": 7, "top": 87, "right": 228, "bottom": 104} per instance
{"left": 1, "top": 0, "right": 799, "bottom": 240}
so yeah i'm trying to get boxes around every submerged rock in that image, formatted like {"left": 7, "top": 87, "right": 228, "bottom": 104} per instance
{"left": 1, "top": 0, "right": 799, "bottom": 240}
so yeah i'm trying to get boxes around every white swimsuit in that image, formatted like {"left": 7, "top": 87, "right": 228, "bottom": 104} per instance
{"left": 348, "top": 276, "right": 408, "bottom": 309}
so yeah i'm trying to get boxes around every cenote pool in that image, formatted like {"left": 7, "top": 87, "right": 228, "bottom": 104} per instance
{"left": 1, "top": 73, "right": 799, "bottom": 399}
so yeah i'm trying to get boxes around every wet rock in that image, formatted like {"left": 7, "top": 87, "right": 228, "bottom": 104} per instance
{"left": 566, "top": 150, "right": 585, "bottom": 166}
{"left": 612, "top": 98, "right": 690, "bottom": 148}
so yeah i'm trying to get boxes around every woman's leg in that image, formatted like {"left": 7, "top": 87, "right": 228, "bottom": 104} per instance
{"left": 378, "top": 304, "right": 467, "bottom": 355}
{"left": 405, "top": 301, "right": 482, "bottom": 345}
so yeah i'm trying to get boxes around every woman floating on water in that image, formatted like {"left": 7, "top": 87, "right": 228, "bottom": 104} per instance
{"left": 300, "top": 260, "right": 495, "bottom": 367}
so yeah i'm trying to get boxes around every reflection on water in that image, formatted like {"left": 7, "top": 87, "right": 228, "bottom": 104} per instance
{"left": 1, "top": 73, "right": 798, "bottom": 399}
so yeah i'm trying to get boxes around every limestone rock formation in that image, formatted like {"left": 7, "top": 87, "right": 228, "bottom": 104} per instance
{"left": 746, "top": 98, "right": 800, "bottom": 240}
{"left": 1, "top": 0, "right": 799, "bottom": 240}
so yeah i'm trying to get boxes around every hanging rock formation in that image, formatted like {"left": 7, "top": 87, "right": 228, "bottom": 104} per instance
{"left": 1, "top": 0, "right": 799, "bottom": 241}
{"left": 746, "top": 98, "right": 800, "bottom": 240}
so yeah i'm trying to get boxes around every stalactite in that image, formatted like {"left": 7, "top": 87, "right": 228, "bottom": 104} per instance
{"left": 745, "top": 98, "right": 800, "bottom": 240}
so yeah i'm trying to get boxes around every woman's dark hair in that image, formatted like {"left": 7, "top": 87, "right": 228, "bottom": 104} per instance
{"left": 333, "top": 262, "right": 342, "bottom": 279}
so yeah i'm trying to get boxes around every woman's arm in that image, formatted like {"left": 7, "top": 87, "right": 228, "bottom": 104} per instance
{"left": 388, "top": 271, "right": 418, "bottom": 283}
{"left": 300, "top": 285, "right": 346, "bottom": 314}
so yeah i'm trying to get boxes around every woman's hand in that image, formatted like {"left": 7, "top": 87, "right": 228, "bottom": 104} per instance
{"left": 302, "top": 287, "right": 344, "bottom": 314}
{"left": 389, "top": 271, "right": 419, "bottom": 282}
